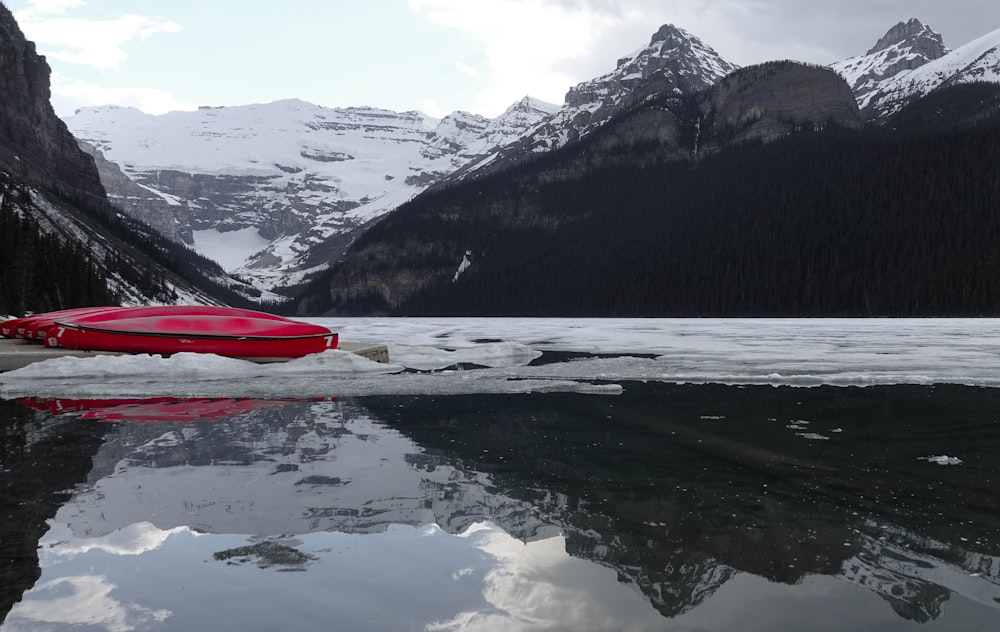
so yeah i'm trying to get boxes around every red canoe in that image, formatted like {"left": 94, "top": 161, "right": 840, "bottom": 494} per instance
{"left": 46, "top": 313, "right": 338, "bottom": 359}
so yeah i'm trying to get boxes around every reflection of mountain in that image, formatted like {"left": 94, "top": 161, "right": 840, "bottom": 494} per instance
{"left": 362, "top": 386, "right": 1000, "bottom": 619}
{"left": 55, "top": 399, "right": 554, "bottom": 540}
{"left": 843, "top": 522, "right": 1000, "bottom": 621}
{"left": 6, "top": 385, "right": 1000, "bottom": 624}
{"left": 0, "top": 401, "right": 109, "bottom": 622}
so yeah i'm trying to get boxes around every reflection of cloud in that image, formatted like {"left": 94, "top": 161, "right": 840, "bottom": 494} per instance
{"left": 43, "top": 520, "right": 192, "bottom": 557}
{"left": 6, "top": 575, "right": 171, "bottom": 631}
{"left": 429, "top": 521, "right": 663, "bottom": 630}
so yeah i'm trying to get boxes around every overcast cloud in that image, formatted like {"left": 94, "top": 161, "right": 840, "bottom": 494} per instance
{"left": 7, "top": 0, "right": 1000, "bottom": 118}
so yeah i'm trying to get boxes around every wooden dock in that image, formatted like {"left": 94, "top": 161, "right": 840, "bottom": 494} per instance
{"left": 0, "top": 338, "right": 389, "bottom": 372}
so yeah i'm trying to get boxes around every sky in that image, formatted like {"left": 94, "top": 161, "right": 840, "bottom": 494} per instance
{"left": 7, "top": 0, "right": 1000, "bottom": 120}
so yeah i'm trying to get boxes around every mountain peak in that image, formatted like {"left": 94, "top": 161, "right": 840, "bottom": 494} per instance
{"left": 831, "top": 18, "right": 950, "bottom": 121}
{"left": 608, "top": 23, "right": 737, "bottom": 83}
{"left": 571, "top": 24, "right": 737, "bottom": 110}
{"left": 866, "top": 18, "right": 946, "bottom": 58}
{"left": 649, "top": 23, "right": 692, "bottom": 46}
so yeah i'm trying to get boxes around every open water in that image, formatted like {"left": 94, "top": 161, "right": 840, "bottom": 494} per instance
{"left": 0, "top": 318, "right": 998, "bottom": 630}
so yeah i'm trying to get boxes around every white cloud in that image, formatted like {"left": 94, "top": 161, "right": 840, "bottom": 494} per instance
{"left": 13, "top": 5, "right": 181, "bottom": 70}
{"left": 410, "top": 0, "right": 621, "bottom": 114}
{"left": 406, "top": 0, "right": 748, "bottom": 115}
{"left": 14, "top": 0, "right": 85, "bottom": 19}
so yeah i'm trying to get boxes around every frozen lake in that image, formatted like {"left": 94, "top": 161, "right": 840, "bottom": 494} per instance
{"left": 4, "top": 318, "right": 1000, "bottom": 399}
{"left": 1, "top": 319, "right": 998, "bottom": 630}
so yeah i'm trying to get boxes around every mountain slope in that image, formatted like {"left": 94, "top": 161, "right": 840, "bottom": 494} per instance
{"left": 347, "top": 115, "right": 1000, "bottom": 318}
{"left": 292, "top": 61, "right": 864, "bottom": 316}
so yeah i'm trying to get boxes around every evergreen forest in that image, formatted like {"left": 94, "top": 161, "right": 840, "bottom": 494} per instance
{"left": 1, "top": 189, "right": 115, "bottom": 315}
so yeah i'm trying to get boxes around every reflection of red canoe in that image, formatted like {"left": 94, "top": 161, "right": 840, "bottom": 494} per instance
{"left": 46, "top": 314, "right": 338, "bottom": 359}
{"left": 15, "top": 396, "right": 331, "bottom": 422}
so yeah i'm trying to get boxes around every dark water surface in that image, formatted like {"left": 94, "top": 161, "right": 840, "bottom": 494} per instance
{"left": 1, "top": 383, "right": 998, "bottom": 630}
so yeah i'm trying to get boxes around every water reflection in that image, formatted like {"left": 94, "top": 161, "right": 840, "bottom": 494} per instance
{"left": 14, "top": 396, "right": 325, "bottom": 422}
{"left": 1, "top": 385, "right": 998, "bottom": 630}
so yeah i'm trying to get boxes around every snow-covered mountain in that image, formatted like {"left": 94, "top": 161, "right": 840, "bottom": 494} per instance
{"left": 61, "top": 18, "right": 1000, "bottom": 301}
{"left": 65, "top": 97, "right": 557, "bottom": 291}
{"left": 832, "top": 19, "right": 1000, "bottom": 123}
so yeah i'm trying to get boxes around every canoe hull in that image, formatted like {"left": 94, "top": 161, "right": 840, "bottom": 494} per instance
{"left": 47, "top": 314, "right": 338, "bottom": 359}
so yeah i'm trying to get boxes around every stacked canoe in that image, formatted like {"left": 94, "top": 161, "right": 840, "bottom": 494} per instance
{"left": 1, "top": 305, "right": 338, "bottom": 360}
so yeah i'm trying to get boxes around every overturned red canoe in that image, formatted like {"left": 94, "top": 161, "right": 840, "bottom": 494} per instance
{"left": 46, "top": 314, "right": 338, "bottom": 359}
{"left": 63, "top": 305, "right": 295, "bottom": 326}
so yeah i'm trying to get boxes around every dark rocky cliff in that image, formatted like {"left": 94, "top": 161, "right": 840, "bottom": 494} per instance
{"left": 0, "top": 4, "right": 107, "bottom": 211}
{"left": 699, "top": 62, "right": 861, "bottom": 144}
{"left": 590, "top": 61, "right": 861, "bottom": 161}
